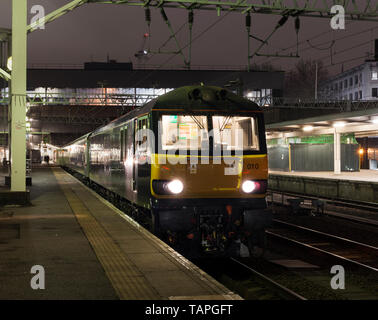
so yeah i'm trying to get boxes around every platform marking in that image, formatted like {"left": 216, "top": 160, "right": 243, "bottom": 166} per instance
{"left": 52, "top": 168, "right": 160, "bottom": 300}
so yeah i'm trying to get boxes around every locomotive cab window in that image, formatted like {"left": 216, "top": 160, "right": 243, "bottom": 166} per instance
{"left": 212, "top": 116, "right": 260, "bottom": 151}
{"left": 161, "top": 115, "right": 209, "bottom": 150}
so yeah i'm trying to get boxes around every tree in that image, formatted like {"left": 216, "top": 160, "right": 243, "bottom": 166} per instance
{"left": 284, "top": 59, "right": 328, "bottom": 99}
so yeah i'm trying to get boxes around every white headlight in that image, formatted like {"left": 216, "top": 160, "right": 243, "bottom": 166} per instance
{"left": 242, "top": 180, "right": 256, "bottom": 193}
{"left": 167, "top": 180, "right": 184, "bottom": 194}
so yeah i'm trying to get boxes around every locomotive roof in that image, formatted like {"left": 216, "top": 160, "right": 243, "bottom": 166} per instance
{"left": 66, "top": 85, "right": 261, "bottom": 144}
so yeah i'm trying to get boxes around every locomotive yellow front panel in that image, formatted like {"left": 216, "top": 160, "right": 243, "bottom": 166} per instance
{"left": 151, "top": 154, "right": 268, "bottom": 199}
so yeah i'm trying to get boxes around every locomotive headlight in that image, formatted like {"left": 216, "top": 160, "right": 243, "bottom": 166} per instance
{"left": 242, "top": 180, "right": 256, "bottom": 193}
{"left": 167, "top": 180, "right": 184, "bottom": 194}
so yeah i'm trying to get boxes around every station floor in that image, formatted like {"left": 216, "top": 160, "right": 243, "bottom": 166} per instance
{"left": 269, "top": 169, "right": 378, "bottom": 183}
{"left": 0, "top": 167, "right": 240, "bottom": 300}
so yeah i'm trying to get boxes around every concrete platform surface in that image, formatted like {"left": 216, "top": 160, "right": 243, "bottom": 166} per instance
{"left": 0, "top": 167, "right": 240, "bottom": 300}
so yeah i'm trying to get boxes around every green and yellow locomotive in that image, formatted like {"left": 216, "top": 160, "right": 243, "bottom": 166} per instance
{"left": 59, "top": 85, "right": 272, "bottom": 257}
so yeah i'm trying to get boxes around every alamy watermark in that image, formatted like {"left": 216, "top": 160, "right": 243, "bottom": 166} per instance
{"left": 330, "top": 5, "right": 345, "bottom": 30}
{"left": 29, "top": 4, "right": 346, "bottom": 31}
{"left": 130, "top": 123, "right": 248, "bottom": 175}
{"left": 30, "top": 265, "right": 45, "bottom": 290}
{"left": 30, "top": 5, "right": 45, "bottom": 31}
{"left": 330, "top": 265, "right": 345, "bottom": 290}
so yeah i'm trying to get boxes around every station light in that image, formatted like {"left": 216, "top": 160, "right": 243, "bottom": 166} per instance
{"left": 7, "top": 56, "right": 12, "bottom": 71}
{"left": 303, "top": 125, "right": 314, "bottom": 132}
{"left": 333, "top": 121, "right": 346, "bottom": 128}
{"left": 372, "top": 118, "right": 378, "bottom": 124}
{"left": 359, "top": 148, "right": 364, "bottom": 155}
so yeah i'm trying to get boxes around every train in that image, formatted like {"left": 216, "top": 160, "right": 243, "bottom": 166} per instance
{"left": 57, "top": 85, "right": 272, "bottom": 257}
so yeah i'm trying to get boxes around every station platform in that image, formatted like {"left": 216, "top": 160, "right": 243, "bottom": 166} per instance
{"left": 0, "top": 167, "right": 240, "bottom": 300}
{"left": 268, "top": 170, "right": 378, "bottom": 204}
{"left": 269, "top": 170, "right": 378, "bottom": 182}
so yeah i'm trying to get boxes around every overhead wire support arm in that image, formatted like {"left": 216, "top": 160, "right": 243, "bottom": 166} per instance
{"left": 90, "top": 0, "right": 378, "bottom": 21}
{"left": 27, "top": 0, "right": 89, "bottom": 33}
{"left": 0, "top": 68, "right": 11, "bottom": 81}
{"left": 188, "top": 9, "right": 194, "bottom": 70}
{"left": 159, "top": 7, "right": 189, "bottom": 67}
{"left": 249, "top": 14, "right": 289, "bottom": 59}
{"left": 255, "top": 52, "right": 299, "bottom": 58}
{"left": 245, "top": 11, "right": 251, "bottom": 71}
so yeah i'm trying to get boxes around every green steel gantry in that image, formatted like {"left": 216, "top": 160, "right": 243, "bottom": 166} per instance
{"left": 3, "top": 0, "right": 378, "bottom": 192}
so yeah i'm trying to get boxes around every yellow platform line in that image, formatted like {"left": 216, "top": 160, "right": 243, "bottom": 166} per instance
{"left": 52, "top": 168, "right": 160, "bottom": 300}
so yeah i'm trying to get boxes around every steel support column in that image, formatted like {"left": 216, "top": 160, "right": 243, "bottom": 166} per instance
{"left": 334, "top": 130, "right": 341, "bottom": 174}
{"left": 10, "top": 0, "right": 27, "bottom": 191}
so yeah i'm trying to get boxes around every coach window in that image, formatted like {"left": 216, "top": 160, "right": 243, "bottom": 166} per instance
{"left": 136, "top": 117, "right": 149, "bottom": 152}
{"left": 120, "top": 126, "right": 127, "bottom": 161}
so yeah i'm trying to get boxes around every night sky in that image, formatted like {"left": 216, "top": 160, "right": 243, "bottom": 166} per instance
{"left": 0, "top": 0, "right": 377, "bottom": 75}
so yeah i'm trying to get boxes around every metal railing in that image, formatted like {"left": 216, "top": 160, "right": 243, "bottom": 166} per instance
{"left": 262, "top": 97, "right": 378, "bottom": 112}
{"left": 1, "top": 92, "right": 377, "bottom": 112}
{"left": 0, "top": 92, "right": 160, "bottom": 107}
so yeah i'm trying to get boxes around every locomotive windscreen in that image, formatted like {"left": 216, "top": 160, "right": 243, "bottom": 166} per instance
{"left": 160, "top": 115, "right": 209, "bottom": 150}
{"left": 212, "top": 116, "right": 260, "bottom": 151}
{"left": 159, "top": 114, "right": 260, "bottom": 153}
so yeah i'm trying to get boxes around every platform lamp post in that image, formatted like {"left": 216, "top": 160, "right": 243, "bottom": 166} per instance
{"left": 9, "top": 0, "right": 27, "bottom": 192}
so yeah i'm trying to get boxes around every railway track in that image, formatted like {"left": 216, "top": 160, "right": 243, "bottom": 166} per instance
{"left": 267, "top": 189, "right": 378, "bottom": 227}
{"left": 268, "top": 219, "right": 378, "bottom": 273}
{"left": 194, "top": 257, "right": 308, "bottom": 300}
{"left": 228, "top": 257, "right": 307, "bottom": 300}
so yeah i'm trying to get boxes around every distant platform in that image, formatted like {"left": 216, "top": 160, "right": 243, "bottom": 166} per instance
{"left": 0, "top": 167, "right": 240, "bottom": 300}
{"left": 269, "top": 169, "right": 378, "bottom": 183}
{"left": 268, "top": 170, "right": 378, "bottom": 204}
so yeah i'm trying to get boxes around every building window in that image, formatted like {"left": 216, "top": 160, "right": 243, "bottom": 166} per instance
{"left": 340, "top": 82, "right": 343, "bottom": 90}
{"left": 359, "top": 91, "right": 362, "bottom": 99}
{"left": 349, "top": 93, "right": 353, "bottom": 100}
{"left": 344, "top": 79, "right": 348, "bottom": 88}
{"left": 349, "top": 78, "right": 353, "bottom": 86}
{"left": 355, "top": 75, "right": 358, "bottom": 85}
{"left": 372, "top": 88, "right": 378, "bottom": 97}
{"left": 354, "top": 92, "right": 359, "bottom": 100}
{"left": 359, "top": 74, "right": 362, "bottom": 84}
{"left": 372, "top": 71, "right": 378, "bottom": 80}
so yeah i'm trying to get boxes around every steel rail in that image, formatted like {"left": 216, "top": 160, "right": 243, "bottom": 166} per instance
{"left": 267, "top": 189, "right": 378, "bottom": 226}
{"left": 268, "top": 219, "right": 378, "bottom": 273}
{"left": 230, "top": 257, "right": 307, "bottom": 300}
